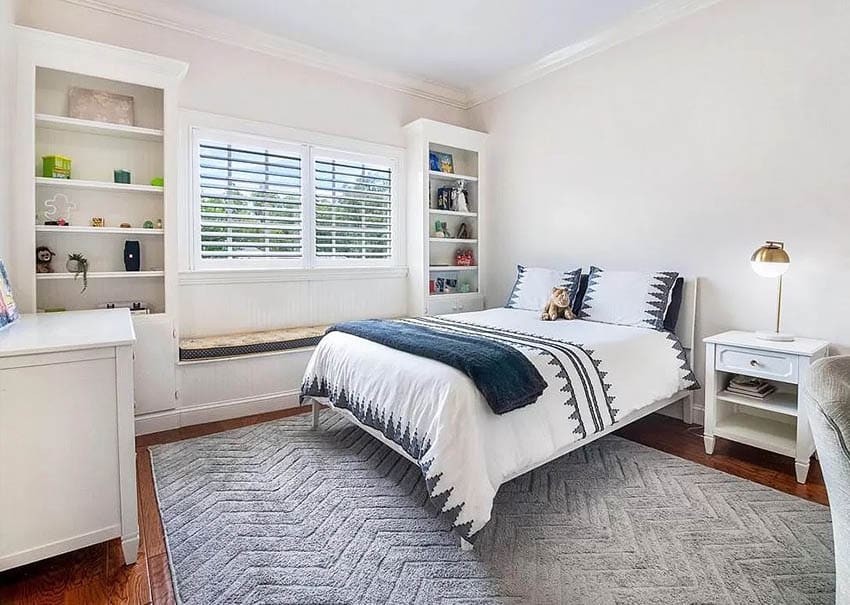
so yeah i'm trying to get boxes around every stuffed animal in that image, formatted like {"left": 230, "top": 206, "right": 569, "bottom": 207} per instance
{"left": 541, "top": 286, "right": 576, "bottom": 321}
{"left": 36, "top": 246, "right": 56, "bottom": 273}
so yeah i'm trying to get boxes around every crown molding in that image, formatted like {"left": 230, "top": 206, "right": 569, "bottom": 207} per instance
{"left": 59, "top": 0, "right": 724, "bottom": 110}
{"left": 466, "top": 0, "right": 726, "bottom": 107}
{"left": 59, "top": 0, "right": 470, "bottom": 109}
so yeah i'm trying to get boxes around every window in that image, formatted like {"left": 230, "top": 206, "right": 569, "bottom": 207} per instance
{"left": 313, "top": 153, "right": 393, "bottom": 261}
{"left": 198, "top": 140, "right": 303, "bottom": 262}
{"left": 191, "top": 127, "right": 401, "bottom": 270}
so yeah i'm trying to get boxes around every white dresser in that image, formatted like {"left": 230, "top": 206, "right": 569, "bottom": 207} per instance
{"left": 703, "top": 330, "right": 829, "bottom": 484}
{"left": 0, "top": 309, "right": 138, "bottom": 571}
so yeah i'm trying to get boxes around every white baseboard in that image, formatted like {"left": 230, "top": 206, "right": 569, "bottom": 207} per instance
{"left": 135, "top": 389, "right": 303, "bottom": 435}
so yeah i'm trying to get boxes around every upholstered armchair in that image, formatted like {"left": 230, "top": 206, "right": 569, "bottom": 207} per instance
{"left": 807, "top": 356, "right": 850, "bottom": 604}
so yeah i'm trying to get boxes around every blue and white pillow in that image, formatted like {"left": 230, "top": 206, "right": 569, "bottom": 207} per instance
{"left": 506, "top": 265, "right": 582, "bottom": 312}
{"left": 579, "top": 267, "right": 679, "bottom": 331}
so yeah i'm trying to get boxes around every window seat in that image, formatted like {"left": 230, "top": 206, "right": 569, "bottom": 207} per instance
{"left": 179, "top": 325, "right": 329, "bottom": 361}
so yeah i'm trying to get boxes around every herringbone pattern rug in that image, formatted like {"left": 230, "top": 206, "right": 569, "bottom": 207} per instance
{"left": 150, "top": 413, "right": 835, "bottom": 605}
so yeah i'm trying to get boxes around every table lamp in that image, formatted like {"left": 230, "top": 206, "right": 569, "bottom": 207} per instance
{"left": 750, "top": 241, "right": 793, "bottom": 341}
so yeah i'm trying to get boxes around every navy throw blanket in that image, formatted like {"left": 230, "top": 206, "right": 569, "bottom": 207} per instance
{"left": 328, "top": 319, "right": 547, "bottom": 414}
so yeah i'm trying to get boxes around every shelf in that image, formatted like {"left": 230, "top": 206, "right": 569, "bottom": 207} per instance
{"left": 35, "top": 113, "right": 163, "bottom": 141}
{"left": 714, "top": 412, "right": 796, "bottom": 457}
{"left": 37, "top": 225, "right": 164, "bottom": 236}
{"left": 35, "top": 177, "right": 164, "bottom": 194}
{"left": 37, "top": 271, "right": 165, "bottom": 280}
{"left": 429, "top": 170, "right": 478, "bottom": 182}
{"left": 717, "top": 389, "right": 797, "bottom": 417}
{"left": 429, "top": 266, "right": 478, "bottom": 272}
{"left": 429, "top": 238, "right": 477, "bottom": 244}
{"left": 429, "top": 209, "right": 478, "bottom": 217}
{"left": 429, "top": 291, "right": 480, "bottom": 298}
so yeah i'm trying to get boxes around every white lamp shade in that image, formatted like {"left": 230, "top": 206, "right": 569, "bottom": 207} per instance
{"left": 750, "top": 259, "right": 789, "bottom": 277}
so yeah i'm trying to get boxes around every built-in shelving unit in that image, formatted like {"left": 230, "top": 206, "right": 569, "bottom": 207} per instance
{"left": 32, "top": 67, "right": 167, "bottom": 314}
{"left": 14, "top": 28, "right": 188, "bottom": 433}
{"left": 405, "top": 119, "right": 487, "bottom": 316}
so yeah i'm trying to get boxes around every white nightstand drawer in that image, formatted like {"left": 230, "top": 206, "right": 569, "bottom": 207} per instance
{"left": 715, "top": 345, "right": 798, "bottom": 383}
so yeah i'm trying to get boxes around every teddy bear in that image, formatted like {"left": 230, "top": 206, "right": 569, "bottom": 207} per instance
{"left": 36, "top": 246, "right": 56, "bottom": 273}
{"left": 541, "top": 286, "right": 576, "bottom": 321}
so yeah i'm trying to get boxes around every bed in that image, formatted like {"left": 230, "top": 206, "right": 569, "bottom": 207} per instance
{"left": 301, "top": 278, "right": 698, "bottom": 549}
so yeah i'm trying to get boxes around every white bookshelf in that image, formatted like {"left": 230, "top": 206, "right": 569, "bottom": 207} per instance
{"left": 32, "top": 67, "right": 167, "bottom": 314}
{"left": 13, "top": 28, "right": 187, "bottom": 420}
{"left": 405, "top": 119, "right": 487, "bottom": 316}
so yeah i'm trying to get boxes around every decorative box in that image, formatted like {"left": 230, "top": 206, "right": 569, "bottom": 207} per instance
{"left": 114, "top": 169, "right": 132, "bottom": 184}
{"left": 42, "top": 155, "right": 71, "bottom": 179}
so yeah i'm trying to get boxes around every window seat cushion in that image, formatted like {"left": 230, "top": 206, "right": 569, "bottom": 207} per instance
{"left": 179, "top": 325, "right": 329, "bottom": 361}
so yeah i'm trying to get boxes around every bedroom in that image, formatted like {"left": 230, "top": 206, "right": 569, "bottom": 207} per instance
{"left": 0, "top": 0, "right": 848, "bottom": 603}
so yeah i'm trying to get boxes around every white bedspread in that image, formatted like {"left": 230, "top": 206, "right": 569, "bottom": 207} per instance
{"left": 301, "top": 308, "right": 697, "bottom": 540}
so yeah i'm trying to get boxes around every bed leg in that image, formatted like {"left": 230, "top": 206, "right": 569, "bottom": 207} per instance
{"left": 683, "top": 392, "right": 694, "bottom": 425}
{"left": 311, "top": 400, "right": 320, "bottom": 430}
{"left": 460, "top": 538, "right": 473, "bottom": 552}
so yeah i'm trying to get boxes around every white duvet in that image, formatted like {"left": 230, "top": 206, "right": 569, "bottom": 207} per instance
{"left": 301, "top": 308, "right": 697, "bottom": 540}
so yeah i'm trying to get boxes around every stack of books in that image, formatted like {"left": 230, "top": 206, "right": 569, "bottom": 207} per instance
{"left": 726, "top": 375, "right": 776, "bottom": 399}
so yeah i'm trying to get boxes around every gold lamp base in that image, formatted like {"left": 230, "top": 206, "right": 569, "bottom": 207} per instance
{"left": 756, "top": 330, "right": 795, "bottom": 342}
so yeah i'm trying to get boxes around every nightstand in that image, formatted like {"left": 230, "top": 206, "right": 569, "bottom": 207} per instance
{"left": 703, "top": 331, "right": 829, "bottom": 483}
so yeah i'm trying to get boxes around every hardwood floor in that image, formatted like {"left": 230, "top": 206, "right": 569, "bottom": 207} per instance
{"left": 0, "top": 410, "right": 828, "bottom": 604}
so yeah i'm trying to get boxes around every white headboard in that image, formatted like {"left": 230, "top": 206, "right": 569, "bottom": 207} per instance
{"left": 676, "top": 277, "right": 698, "bottom": 355}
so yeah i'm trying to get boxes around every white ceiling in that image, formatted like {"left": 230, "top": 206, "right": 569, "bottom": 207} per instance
{"left": 69, "top": 0, "right": 722, "bottom": 107}
{"left": 170, "top": 0, "right": 657, "bottom": 89}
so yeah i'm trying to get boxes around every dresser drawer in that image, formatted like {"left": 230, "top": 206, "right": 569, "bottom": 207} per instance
{"left": 715, "top": 345, "right": 798, "bottom": 383}
{"left": 427, "top": 295, "right": 483, "bottom": 315}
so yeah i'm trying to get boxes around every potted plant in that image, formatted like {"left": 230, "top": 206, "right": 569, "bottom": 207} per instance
{"left": 66, "top": 252, "right": 89, "bottom": 293}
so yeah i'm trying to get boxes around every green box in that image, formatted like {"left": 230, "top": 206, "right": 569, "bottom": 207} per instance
{"left": 114, "top": 169, "right": 132, "bottom": 184}
{"left": 42, "top": 155, "right": 71, "bottom": 179}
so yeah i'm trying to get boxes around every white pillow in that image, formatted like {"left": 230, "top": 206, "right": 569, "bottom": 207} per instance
{"left": 579, "top": 267, "right": 678, "bottom": 331}
{"left": 506, "top": 265, "right": 582, "bottom": 312}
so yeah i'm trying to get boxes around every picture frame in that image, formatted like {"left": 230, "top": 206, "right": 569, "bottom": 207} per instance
{"left": 0, "top": 260, "right": 20, "bottom": 332}
{"left": 432, "top": 152, "right": 454, "bottom": 174}
{"left": 69, "top": 87, "right": 135, "bottom": 126}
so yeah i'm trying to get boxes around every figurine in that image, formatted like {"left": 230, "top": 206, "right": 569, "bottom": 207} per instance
{"left": 36, "top": 246, "right": 56, "bottom": 273}
{"left": 456, "top": 222, "right": 470, "bottom": 239}
{"left": 454, "top": 180, "right": 470, "bottom": 213}
{"left": 143, "top": 220, "right": 154, "bottom": 229}
{"left": 156, "top": 219, "right": 163, "bottom": 229}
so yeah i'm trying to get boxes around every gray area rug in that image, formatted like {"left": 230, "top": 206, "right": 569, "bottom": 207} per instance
{"left": 150, "top": 412, "right": 835, "bottom": 604}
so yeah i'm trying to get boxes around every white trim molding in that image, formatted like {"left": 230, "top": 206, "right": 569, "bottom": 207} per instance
{"left": 59, "top": 0, "right": 725, "bottom": 110}
{"left": 466, "top": 0, "right": 727, "bottom": 106}
{"left": 134, "top": 389, "right": 303, "bottom": 435}
{"left": 59, "top": 0, "right": 469, "bottom": 108}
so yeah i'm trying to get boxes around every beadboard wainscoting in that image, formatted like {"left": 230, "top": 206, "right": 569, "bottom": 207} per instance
{"left": 134, "top": 270, "right": 408, "bottom": 434}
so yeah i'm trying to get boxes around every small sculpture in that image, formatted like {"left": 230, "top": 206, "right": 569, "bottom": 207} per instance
{"left": 36, "top": 246, "right": 56, "bottom": 273}
{"left": 454, "top": 180, "right": 470, "bottom": 213}
{"left": 456, "top": 222, "right": 470, "bottom": 239}
{"left": 143, "top": 220, "right": 154, "bottom": 229}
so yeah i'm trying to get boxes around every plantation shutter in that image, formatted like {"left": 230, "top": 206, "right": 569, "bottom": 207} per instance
{"left": 313, "top": 155, "right": 393, "bottom": 260}
{"left": 198, "top": 140, "right": 302, "bottom": 259}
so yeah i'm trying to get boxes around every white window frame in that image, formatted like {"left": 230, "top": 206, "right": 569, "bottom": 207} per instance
{"left": 186, "top": 112, "right": 404, "bottom": 274}
{"left": 191, "top": 126, "right": 307, "bottom": 270}
{"left": 310, "top": 146, "right": 400, "bottom": 269}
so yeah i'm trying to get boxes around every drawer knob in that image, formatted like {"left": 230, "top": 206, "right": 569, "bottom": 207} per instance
{"left": 750, "top": 359, "right": 760, "bottom": 367}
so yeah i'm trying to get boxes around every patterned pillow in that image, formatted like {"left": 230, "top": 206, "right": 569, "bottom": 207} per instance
{"left": 579, "top": 267, "right": 679, "bottom": 331}
{"left": 506, "top": 265, "right": 582, "bottom": 312}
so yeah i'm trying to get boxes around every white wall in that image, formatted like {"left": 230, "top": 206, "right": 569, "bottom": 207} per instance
{"left": 0, "top": 0, "right": 14, "bottom": 262}
{"left": 16, "top": 0, "right": 468, "bottom": 337}
{"left": 469, "top": 0, "right": 850, "bottom": 407}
